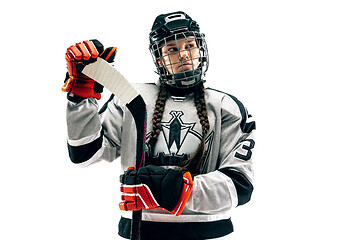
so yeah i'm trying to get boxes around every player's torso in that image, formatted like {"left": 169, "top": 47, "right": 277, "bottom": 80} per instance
{"left": 131, "top": 83, "right": 223, "bottom": 173}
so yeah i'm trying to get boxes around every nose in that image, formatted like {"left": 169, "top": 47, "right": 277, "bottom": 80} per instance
{"left": 179, "top": 49, "right": 190, "bottom": 60}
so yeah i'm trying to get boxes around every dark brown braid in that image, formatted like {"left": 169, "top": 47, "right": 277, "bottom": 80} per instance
{"left": 148, "top": 83, "right": 168, "bottom": 155}
{"left": 181, "top": 83, "right": 210, "bottom": 173}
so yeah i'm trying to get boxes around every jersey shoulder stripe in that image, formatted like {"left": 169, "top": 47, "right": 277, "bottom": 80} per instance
{"left": 206, "top": 88, "right": 256, "bottom": 133}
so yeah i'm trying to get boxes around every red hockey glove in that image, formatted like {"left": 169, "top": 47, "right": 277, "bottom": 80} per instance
{"left": 62, "top": 39, "right": 117, "bottom": 100}
{"left": 119, "top": 165, "right": 193, "bottom": 216}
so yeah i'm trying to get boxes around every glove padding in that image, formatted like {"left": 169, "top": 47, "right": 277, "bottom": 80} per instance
{"left": 119, "top": 165, "right": 193, "bottom": 216}
{"left": 62, "top": 39, "right": 117, "bottom": 100}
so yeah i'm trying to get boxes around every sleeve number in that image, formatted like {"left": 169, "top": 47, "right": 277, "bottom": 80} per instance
{"left": 234, "top": 139, "right": 255, "bottom": 161}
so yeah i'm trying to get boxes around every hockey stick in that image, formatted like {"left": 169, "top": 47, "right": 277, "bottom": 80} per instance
{"left": 83, "top": 58, "right": 145, "bottom": 240}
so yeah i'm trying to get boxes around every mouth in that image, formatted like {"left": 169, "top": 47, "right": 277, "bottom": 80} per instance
{"left": 178, "top": 62, "right": 193, "bottom": 69}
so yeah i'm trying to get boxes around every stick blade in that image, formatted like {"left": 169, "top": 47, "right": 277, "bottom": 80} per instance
{"left": 82, "top": 58, "right": 139, "bottom": 104}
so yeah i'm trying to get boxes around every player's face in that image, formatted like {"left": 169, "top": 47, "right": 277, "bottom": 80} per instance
{"left": 158, "top": 36, "right": 200, "bottom": 74}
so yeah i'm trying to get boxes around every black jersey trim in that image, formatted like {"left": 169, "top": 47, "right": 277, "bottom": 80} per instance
{"left": 67, "top": 130, "right": 103, "bottom": 164}
{"left": 98, "top": 94, "right": 115, "bottom": 114}
{"left": 218, "top": 168, "right": 253, "bottom": 206}
{"left": 145, "top": 152, "right": 189, "bottom": 167}
{"left": 118, "top": 217, "right": 233, "bottom": 240}
{"left": 207, "top": 88, "right": 256, "bottom": 133}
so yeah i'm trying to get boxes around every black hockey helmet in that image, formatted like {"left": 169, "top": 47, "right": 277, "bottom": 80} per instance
{"left": 149, "top": 11, "right": 209, "bottom": 89}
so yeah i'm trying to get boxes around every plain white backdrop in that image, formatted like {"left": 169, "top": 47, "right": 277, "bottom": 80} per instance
{"left": 1, "top": 0, "right": 359, "bottom": 239}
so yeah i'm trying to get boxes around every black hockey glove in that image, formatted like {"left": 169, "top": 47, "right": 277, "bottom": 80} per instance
{"left": 119, "top": 165, "right": 193, "bottom": 216}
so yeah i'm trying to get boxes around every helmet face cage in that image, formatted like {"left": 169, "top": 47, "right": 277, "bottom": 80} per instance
{"left": 149, "top": 12, "right": 209, "bottom": 89}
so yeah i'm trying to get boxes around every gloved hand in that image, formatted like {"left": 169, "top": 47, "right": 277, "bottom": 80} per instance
{"left": 62, "top": 39, "right": 117, "bottom": 100}
{"left": 119, "top": 165, "right": 193, "bottom": 216}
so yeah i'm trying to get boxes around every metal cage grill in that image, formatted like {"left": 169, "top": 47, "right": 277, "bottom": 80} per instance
{"left": 149, "top": 31, "right": 209, "bottom": 89}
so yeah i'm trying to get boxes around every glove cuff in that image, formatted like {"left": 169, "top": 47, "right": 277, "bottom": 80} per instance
{"left": 169, "top": 171, "right": 193, "bottom": 216}
{"left": 67, "top": 92, "right": 87, "bottom": 103}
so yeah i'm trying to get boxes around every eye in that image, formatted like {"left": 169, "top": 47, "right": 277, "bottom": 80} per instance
{"left": 168, "top": 47, "right": 178, "bottom": 52}
{"left": 186, "top": 41, "right": 197, "bottom": 49}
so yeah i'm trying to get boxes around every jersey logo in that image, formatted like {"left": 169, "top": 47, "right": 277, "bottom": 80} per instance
{"left": 148, "top": 110, "right": 214, "bottom": 169}
{"left": 163, "top": 111, "right": 200, "bottom": 154}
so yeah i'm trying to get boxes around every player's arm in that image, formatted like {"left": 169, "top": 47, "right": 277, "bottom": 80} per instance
{"left": 187, "top": 95, "right": 256, "bottom": 213}
{"left": 64, "top": 40, "right": 122, "bottom": 166}
{"left": 66, "top": 96, "right": 125, "bottom": 166}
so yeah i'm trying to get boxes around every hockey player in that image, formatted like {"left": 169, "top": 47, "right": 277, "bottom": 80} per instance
{"left": 63, "top": 11, "right": 256, "bottom": 240}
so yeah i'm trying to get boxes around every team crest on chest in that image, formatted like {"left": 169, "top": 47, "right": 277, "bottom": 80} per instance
{"left": 162, "top": 111, "right": 201, "bottom": 154}
{"left": 148, "top": 110, "right": 214, "bottom": 165}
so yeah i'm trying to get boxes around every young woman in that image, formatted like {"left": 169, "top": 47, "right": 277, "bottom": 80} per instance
{"left": 63, "top": 11, "right": 256, "bottom": 240}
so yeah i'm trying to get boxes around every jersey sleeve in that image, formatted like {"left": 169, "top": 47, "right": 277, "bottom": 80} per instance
{"left": 186, "top": 94, "right": 256, "bottom": 214}
{"left": 66, "top": 96, "right": 124, "bottom": 166}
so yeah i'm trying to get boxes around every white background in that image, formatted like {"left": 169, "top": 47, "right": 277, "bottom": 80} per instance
{"left": 1, "top": 0, "right": 359, "bottom": 239}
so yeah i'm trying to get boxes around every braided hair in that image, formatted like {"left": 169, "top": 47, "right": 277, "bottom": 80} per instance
{"left": 148, "top": 83, "right": 169, "bottom": 154}
{"left": 148, "top": 82, "right": 210, "bottom": 174}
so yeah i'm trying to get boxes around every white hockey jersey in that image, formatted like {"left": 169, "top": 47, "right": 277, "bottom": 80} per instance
{"left": 66, "top": 82, "right": 256, "bottom": 240}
